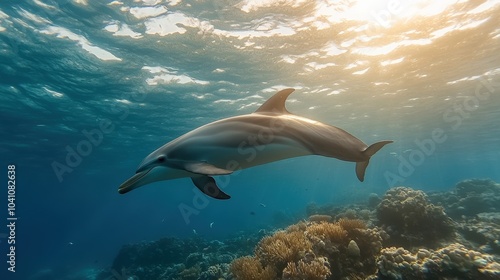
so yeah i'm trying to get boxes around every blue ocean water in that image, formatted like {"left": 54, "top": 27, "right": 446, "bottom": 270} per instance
{"left": 0, "top": 0, "right": 499, "bottom": 279}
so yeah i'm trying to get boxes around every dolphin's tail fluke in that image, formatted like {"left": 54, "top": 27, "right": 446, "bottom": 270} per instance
{"left": 355, "top": 140, "right": 393, "bottom": 182}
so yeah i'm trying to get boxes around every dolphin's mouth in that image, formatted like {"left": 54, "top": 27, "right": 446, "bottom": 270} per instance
{"left": 118, "top": 168, "right": 153, "bottom": 194}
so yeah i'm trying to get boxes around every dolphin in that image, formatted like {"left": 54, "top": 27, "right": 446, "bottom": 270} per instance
{"left": 118, "top": 88, "right": 392, "bottom": 199}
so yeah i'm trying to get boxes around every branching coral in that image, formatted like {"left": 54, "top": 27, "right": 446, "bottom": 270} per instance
{"left": 227, "top": 216, "right": 393, "bottom": 280}
{"left": 338, "top": 218, "right": 366, "bottom": 232}
{"left": 105, "top": 183, "right": 500, "bottom": 280}
{"left": 282, "top": 257, "right": 331, "bottom": 280}
{"left": 305, "top": 222, "right": 347, "bottom": 244}
{"left": 255, "top": 230, "right": 312, "bottom": 270}
{"left": 238, "top": 219, "right": 387, "bottom": 279}
{"left": 230, "top": 256, "right": 276, "bottom": 280}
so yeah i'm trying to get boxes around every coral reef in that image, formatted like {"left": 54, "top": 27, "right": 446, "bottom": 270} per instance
{"left": 231, "top": 219, "right": 386, "bottom": 279}
{"left": 429, "top": 179, "right": 500, "bottom": 219}
{"left": 308, "top": 214, "right": 333, "bottom": 223}
{"left": 92, "top": 180, "right": 499, "bottom": 280}
{"left": 96, "top": 231, "right": 265, "bottom": 280}
{"left": 338, "top": 218, "right": 367, "bottom": 231}
{"left": 427, "top": 179, "right": 500, "bottom": 254}
{"left": 229, "top": 256, "right": 276, "bottom": 280}
{"left": 198, "top": 264, "right": 229, "bottom": 280}
{"left": 282, "top": 253, "right": 331, "bottom": 280}
{"left": 347, "top": 240, "right": 361, "bottom": 257}
{"left": 376, "top": 186, "right": 455, "bottom": 248}
{"left": 456, "top": 214, "right": 500, "bottom": 255}
{"left": 368, "top": 193, "right": 382, "bottom": 209}
{"left": 306, "top": 222, "right": 347, "bottom": 244}
{"left": 255, "top": 230, "right": 312, "bottom": 270}
{"left": 307, "top": 202, "right": 374, "bottom": 223}
{"left": 377, "top": 243, "right": 500, "bottom": 280}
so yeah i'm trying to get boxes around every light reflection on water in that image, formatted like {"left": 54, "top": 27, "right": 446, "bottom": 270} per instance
{"left": 0, "top": 0, "right": 499, "bottom": 177}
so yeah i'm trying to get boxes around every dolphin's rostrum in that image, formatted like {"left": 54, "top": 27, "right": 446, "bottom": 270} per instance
{"left": 118, "top": 88, "right": 393, "bottom": 199}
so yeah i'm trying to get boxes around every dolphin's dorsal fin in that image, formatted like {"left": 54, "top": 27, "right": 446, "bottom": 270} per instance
{"left": 254, "top": 88, "right": 295, "bottom": 114}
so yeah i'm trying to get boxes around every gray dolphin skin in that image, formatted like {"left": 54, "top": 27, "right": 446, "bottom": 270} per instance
{"left": 118, "top": 88, "right": 393, "bottom": 199}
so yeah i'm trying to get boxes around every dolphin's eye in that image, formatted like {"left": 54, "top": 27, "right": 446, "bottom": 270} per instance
{"left": 157, "top": 156, "right": 166, "bottom": 163}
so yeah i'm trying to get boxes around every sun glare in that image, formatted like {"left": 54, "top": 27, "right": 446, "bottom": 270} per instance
{"left": 319, "top": 0, "right": 462, "bottom": 27}
{"left": 348, "top": 0, "right": 397, "bottom": 21}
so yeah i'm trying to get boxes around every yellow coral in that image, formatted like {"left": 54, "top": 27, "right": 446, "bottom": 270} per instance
{"left": 282, "top": 258, "right": 331, "bottom": 280}
{"left": 306, "top": 222, "right": 347, "bottom": 243}
{"left": 230, "top": 256, "right": 276, "bottom": 280}
{"left": 255, "top": 231, "right": 312, "bottom": 268}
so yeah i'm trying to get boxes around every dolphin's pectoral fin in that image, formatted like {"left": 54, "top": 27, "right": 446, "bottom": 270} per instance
{"left": 191, "top": 176, "right": 231, "bottom": 200}
{"left": 355, "top": 161, "right": 369, "bottom": 182}
{"left": 254, "top": 88, "right": 295, "bottom": 114}
{"left": 356, "top": 140, "right": 394, "bottom": 182}
{"left": 184, "top": 162, "right": 233, "bottom": 176}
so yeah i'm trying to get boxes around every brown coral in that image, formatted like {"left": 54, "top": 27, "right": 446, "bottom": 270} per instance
{"left": 282, "top": 257, "right": 331, "bottom": 280}
{"left": 255, "top": 230, "right": 312, "bottom": 269}
{"left": 230, "top": 256, "right": 276, "bottom": 280}
{"left": 338, "top": 218, "right": 367, "bottom": 232}
{"left": 232, "top": 219, "right": 386, "bottom": 279}
{"left": 306, "top": 222, "right": 347, "bottom": 244}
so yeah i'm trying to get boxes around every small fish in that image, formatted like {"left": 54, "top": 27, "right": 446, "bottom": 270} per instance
{"left": 68, "top": 242, "right": 74, "bottom": 246}
{"left": 259, "top": 203, "right": 266, "bottom": 208}
{"left": 390, "top": 152, "right": 398, "bottom": 156}
{"left": 210, "top": 222, "right": 214, "bottom": 228}
{"left": 193, "top": 229, "right": 197, "bottom": 235}
{"left": 403, "top": 149, "right": 412, "bottom": 153}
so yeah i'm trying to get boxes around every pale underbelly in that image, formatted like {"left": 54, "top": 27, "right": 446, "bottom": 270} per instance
{"left": 196, "top": 143, "right": 311, "bottom": 171}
